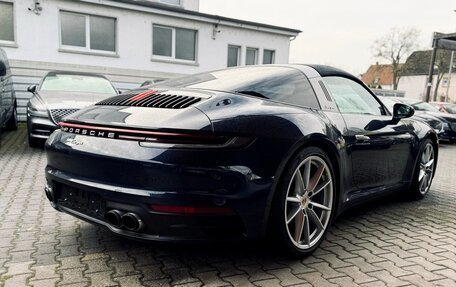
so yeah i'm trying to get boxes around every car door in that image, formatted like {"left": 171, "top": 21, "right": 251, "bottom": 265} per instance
{"left": 0, "top": 68, "right": 5, "bottom": 125}
{"left": 322, "top": 76, "right": 414, "bottom": 191}
{"left": 0, "top": 49, "right": 11, "bottom": 126}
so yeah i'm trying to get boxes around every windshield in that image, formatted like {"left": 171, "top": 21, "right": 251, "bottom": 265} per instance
{"left": 444, "top": 104, "right": 456, "bottom": 114}
{"left": 40, "top": 74, "right": 117, "bottom": 94}
{"left": 378, "top": 97, "right": 396, "bottom": 113}
{"left": 412, "top": 102, "right": 441, "bottom": 112}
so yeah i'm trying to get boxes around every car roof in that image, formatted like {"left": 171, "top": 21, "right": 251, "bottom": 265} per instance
{"left": 294, "top": 64, "right": 369, "bottom": 89}
{"left": 44, "top": 71, "right": 109, "bottom": 79}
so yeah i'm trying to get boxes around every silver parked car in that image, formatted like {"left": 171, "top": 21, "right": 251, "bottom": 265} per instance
{"left": 26, "top": 71, "right": 118, "bottom": 147}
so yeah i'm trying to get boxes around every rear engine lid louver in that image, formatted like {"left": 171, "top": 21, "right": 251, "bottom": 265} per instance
{"left": 96, "top": 90, "right": 204, "bottom": 109}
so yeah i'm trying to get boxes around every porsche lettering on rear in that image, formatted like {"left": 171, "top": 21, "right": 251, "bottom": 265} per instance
{"left": 62, "top": 126, "right": 116, "bottom": 139}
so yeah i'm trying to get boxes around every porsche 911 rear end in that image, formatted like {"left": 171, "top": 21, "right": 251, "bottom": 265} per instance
{"left": 44, "top": 89, "right": 292, "bottom": 242}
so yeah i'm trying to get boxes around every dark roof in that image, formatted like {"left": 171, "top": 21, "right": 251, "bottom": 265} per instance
{"left": 307, "top": 64, "right": 365, "bottom": 86}
{"left": 107, "top": 0, "right": 301, "bottom": 34}
{"left": 402, "top": 50, "right": 452, "bottom": 76}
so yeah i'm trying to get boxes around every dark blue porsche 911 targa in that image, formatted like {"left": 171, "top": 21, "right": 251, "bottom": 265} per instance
{"left": 44, "top": 65, "right": 438, "bottom": 256}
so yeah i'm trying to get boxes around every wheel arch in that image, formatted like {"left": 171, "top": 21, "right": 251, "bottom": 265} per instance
{"left": 261, "top": 134, "right": 342, "bottom": 237}
{"left": 410, "top": 132, "right": 439, "bottom": 185}
{"left": 428, "top": 132, "right": 439, "bottom": 171}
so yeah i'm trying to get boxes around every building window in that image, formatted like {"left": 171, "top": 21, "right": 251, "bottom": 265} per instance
{"left": 263, "top": 49, "right": 275, "bottom": 64}
{"left": 227, "top": 45, "right": 240, "bottom": 67}
{"left": 60, "top": 12, "right": 116, "bottom": 53}
{"left": 159, "top": 0, "right": 181, "bottom": 5}
{"left": 0, "top": 2, "right": 14, "bottom": 43}
{"left": 246, "top": 48, "right": 258, "bottom": 65}
{"left": 152, "top": 25, "right": 197, "bottom": 61}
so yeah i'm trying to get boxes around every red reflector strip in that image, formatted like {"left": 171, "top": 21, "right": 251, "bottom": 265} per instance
{"left": 150, "top": 204, "right": 234, "bottom": 215}
{"left": 129, "top": 90, "right": 157, "bottom": 102}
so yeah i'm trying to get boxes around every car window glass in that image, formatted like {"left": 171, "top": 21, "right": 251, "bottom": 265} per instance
{"left": 323, "top": 76, "right": 384, "bottom": 115}
{"left": 445, "top": 104, "right": 456, "bottom": 113}
{"left": 377, "top": 97, "right": 395, "bottom": 113}
{"left": 156, "top": 66, "right": 320, "bottom": 109}
{"left": 412, "top": 102, "right": 440, "bottom": 112}
{"left": 41, "top": 74, "right": 117, "bottom": 94}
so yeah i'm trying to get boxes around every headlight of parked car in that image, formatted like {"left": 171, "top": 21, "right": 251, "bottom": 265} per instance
{"left": 424, "top": 119, "right": 443, "bottom": 131}
{"left": 27, "top": 98, "right": 48, "bottom": 118}
{"left": 450, "top": 122, "right": 456, "bottom": 131}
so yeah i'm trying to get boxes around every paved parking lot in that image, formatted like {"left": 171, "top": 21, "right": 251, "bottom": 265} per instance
{"left": 1, "top": 126, "right": 456, "bottom": 287}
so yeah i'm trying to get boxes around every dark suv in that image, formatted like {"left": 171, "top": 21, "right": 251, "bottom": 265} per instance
{"left": 0, "top": 49, "right": 18, "bottom": 142}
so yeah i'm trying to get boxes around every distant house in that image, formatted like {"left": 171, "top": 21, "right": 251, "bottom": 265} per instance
{"left": 0, "top": 0, "right": 300, "bottom": 120}
{"left": 398, "top": 50, "right": 455, "bottom": 102}
{"left": 361, "top": 63, "right": 395, "bottom": 90}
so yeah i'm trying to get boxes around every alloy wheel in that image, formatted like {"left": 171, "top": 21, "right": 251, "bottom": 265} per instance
{"left": 284, "top": 155, "right": 333, "bottom": 249}
{"left": 418, "top": 143, "right": 434, "bottom": 195}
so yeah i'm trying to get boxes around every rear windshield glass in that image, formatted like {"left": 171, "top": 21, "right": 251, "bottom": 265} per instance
{"left": 41, "top": 74, "right": 117, "bottom": 94}
{"left": 156, "top": 66, "right": 320, "bottom": 109}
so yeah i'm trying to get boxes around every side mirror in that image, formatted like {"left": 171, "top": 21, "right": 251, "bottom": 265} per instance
{"left": 117, "top": 89, "right": 122, "bottom": 94}
{"left": 0, "top": 61, "right": 6, "bottom": 77}
{"left": 27, "top": 85, "right": 37, "bottom": 93}
{"left": 392, "top": 103, "right": 414, "bottom": 123}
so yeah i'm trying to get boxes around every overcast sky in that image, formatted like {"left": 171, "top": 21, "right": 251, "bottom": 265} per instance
{"left": 200, "top": 0, "right": 456, "bottom": 75}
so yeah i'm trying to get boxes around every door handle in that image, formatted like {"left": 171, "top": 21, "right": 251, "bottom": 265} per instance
{"left": 355, "top": 135, "right": 370, "bottom": 141}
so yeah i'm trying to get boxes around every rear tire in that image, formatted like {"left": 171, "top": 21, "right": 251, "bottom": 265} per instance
{"left": 407, "top": 139, "right": 435, "bottom": 200}
{"left": 5, "top": 106, "right": 17, "bottom": 131}
{"left": 270, "top": 147, "right": 336, "bottom": 257}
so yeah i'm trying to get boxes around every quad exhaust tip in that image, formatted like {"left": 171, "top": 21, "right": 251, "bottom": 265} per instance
{"left": 121, "top": 212, "right": 144, "bottom": 231}
{"left": 105, "top": 210, "right": 123, "bottom": 228}
{"left": 105, "top": 210, "right": 144, "bottom": 232}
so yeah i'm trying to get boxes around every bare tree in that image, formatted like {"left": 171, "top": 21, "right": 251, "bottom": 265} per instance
{"left": 433, "top": 50, "right": 451, "bottom": 101}
{"left": 372, "top": 28, "right": 420, "bottom": 90}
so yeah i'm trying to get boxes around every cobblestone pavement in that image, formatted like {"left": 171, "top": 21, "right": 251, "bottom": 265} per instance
{"left": 1, "top": 126, "right": 456, "bottom": 287}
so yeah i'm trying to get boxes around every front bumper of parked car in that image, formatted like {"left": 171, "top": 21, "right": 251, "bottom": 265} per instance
{"left": 438, "top": 123, "right": 456, "bottom": 142}
{"left": 27, "top": 113, "right": 58, "bottom": 140}
{"left": 27, "top": 107, "right": 81, "bottom": 141}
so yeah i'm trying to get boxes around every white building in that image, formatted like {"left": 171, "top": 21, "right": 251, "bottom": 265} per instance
{"left": 398, "top": 50, "right": 456, "bottom": 103}
{"left": 0, "top": 0, "right": 300, "bottom": 120}
{"left": 398, "top": 74, "right": 456, "bottom": 102}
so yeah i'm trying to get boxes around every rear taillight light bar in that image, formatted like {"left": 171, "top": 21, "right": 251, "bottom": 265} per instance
{"left": 59, "top": 122, "right": 252, "bottom": 148}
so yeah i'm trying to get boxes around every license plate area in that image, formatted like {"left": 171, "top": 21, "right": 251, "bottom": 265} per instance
{"left": 55, "top": 183, "right": 106, "bottom": 219}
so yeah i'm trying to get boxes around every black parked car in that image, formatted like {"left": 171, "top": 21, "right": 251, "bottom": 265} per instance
{"left": 378, "top": 96, "right": 445, "bottom": 137}
{"left": 0, "top": 50, "right": 18, "bottom": 140}
{"left": 45, "top": 65, "right": 438, "bottom": 257}
{"left": 27, "top": 71, "right": 118, "bottom": 147}
{"left": 388, "top": 97, "right": 456, "bottom": 143}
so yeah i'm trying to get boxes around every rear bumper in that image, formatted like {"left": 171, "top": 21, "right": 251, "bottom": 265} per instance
{"left": 45, "top": 168, "right": 272, "bottom": 242}
{"left": 44, "top": 130, "right": 284, "bottom": 242}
